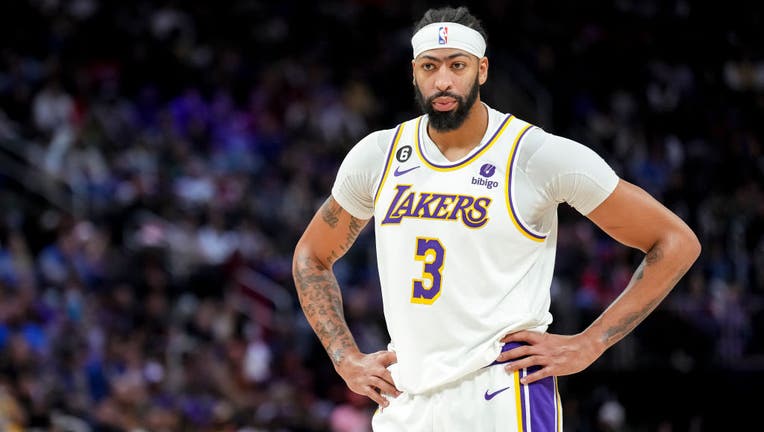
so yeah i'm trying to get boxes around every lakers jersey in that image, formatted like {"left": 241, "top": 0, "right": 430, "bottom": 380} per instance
{"left": 332, "top": 105, "right": 619, "bottom": 394}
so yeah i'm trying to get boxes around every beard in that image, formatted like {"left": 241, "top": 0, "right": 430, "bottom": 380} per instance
{"left": 414, "top": 75, "right": 480, "bottom": 132}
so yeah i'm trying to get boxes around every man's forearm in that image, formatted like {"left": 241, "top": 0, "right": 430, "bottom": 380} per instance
{"left": 293, "top": 253, "right": 358, "bottom": 366}
{"left": 584, "top": 234, "right": 700, "bottom": 353}
{"left": 292, "top": 197, "right": 369, "bottom": 367}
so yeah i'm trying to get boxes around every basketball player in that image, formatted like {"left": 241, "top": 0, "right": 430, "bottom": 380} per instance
{"left": 292, "top": 6, "right": 700, "bottom": 431}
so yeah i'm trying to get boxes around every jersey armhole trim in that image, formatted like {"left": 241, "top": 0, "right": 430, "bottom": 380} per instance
{"left": 505, "top": 124, "right": 549, "bottom": 242}
{"left": 373, "top": 122, "right": 407, "bottom": 206}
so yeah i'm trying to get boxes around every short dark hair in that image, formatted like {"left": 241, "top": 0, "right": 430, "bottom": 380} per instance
{"left": 413, "top": 6, "right": 487, "bottom": 44}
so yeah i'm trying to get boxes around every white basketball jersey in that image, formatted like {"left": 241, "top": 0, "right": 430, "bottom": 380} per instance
{"left": 373, "top": 113, "right": 557, "bottom": 394}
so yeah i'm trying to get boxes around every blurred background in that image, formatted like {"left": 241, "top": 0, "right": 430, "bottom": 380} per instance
{"left": 0, "top": 0, "right": 762, "bottom": 431}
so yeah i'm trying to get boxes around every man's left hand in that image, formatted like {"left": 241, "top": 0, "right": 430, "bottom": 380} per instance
{"left": 496, "top": 330, "right": 604, "bottom": 385}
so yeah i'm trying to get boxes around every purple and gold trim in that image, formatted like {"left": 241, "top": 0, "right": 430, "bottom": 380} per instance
{"left": 555, "top": 375, "right": 562, "bottom": 431}
{"left": 495, "top": 342, "right": 561, "bottom": 431}
{"left": 505, "top": 124, "right": 548, "bottom": 242}
{"left": 415, "top": 114, "right": 514, "bottom": 171}
{"left": 373, "top": 122, "right": 407, "bottom": 206}
{"left": 516, "top": 368, "right": 561, "bottom": 432}
{"left": 514, "top": 369, "right": 524, "bottom": 431}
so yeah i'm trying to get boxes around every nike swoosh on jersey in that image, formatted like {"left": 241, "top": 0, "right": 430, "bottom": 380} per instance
{"left": 484, "top": 386, "right": 511, "bottom": 401}
{"left": 393, "top": 165, "right": 420, "bottom": 176}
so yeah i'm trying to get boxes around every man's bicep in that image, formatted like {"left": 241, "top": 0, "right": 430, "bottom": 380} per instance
{"left": 586, "top": 179, "right": 684, "bottom": 253}
{"left": 295, "top": 196, "right": 371, "bottom": 269}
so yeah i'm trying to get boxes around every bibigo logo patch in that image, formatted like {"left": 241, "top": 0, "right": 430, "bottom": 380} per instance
{"left": 472, "top": 163, "right": 499, "bottom": 189}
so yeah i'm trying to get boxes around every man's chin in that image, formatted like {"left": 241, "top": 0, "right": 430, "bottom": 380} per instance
{"left": 427, "top": 112, "right": 463, "bottom": 132}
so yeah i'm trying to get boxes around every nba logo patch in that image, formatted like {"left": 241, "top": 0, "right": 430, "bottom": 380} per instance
{"left": 438, "top": 26, "right": 448, "bottom": 44}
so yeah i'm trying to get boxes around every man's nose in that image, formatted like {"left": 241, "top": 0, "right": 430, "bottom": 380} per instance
{"left": 434, "top": 66, "right": 453, "bottom": 91}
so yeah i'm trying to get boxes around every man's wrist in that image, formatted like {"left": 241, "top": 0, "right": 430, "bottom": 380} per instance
{"left": 328, "top": 338, "right": 360, "bottom": 368}
{"left": 579, "top": 328, "right": 608, "bottom": 359}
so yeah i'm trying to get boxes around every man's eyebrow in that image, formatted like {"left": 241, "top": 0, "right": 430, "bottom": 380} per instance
{"left": 418, "top": 52, "right": 471, "bottom": 62}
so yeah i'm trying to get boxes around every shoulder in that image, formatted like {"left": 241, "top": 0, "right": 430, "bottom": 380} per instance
{"left": 521, "top": 129, "right": 620, "bottom": 214}
{"left": 343, "top": 115, "right": 424, "bottom": 165}
{"left": 332, "top": 123, "right": 410, "bottom": 219}
{"left": 513, "top": 127, "right": 602, "bottom": 175}
{"left": 347, "top": 126, "right": 400, "bottom": 158}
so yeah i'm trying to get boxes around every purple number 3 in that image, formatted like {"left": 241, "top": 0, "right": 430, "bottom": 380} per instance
{"left": 412, "top": 237, "right": 445, "bottom": 304}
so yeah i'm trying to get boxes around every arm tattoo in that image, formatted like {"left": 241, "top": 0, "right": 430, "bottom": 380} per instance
{"left": 320, "top": 198, "right": 342, "bottom": 228}
{"left": 601, "top": 244, "right": 674, "bottom": 346}
{"left": 602, "top": 294, "right": 662, "bottom": 346}
{"left": 645, "top": 245, "right": 663, "bottom": 265}
{"left": 294, "top": 197, "right": 367, "bottom": 366}
{"left": 633, "top": 244, "right": 662, "bottom": 281}
{"left": 346, "top": 216, "right": 363, "bottom": 249}
{"left": 294, "top": 253, "right": 355, "bottom": 366}
{"left": 321, "top": 198, "right": 365, "bottom": 251}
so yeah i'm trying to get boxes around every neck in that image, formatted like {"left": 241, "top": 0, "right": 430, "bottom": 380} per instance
{"left": 427, "top": 100, "right": 488, "bottom": 161}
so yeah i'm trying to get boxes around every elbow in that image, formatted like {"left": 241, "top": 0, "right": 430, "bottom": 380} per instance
{"left": 689, "top": 231, "right": 702, "bottom": 262}
{"left": 654, "top": 223, "right": 701, "bottom": 270}
{"left": 292, "top": 246, "right": 301, "bottom": 277}
{"left": 676, "top": 225, "right": 702, "bottom": 267}
{"left": 292, "top": 239, "right": 309, "bottom": 282}
{"left": 292, "top": 238, "right": 330, "bottom": 280}
{"left": 292, "top": 240, "right": 311, "bottom": 276}
{"left": 688, "top": 232, "right": 702, "bottom": 265}
{"left": 292, "top": 241, "right": 317, "bottom": 300}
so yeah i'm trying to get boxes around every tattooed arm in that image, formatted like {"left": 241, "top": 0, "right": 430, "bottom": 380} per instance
{"left": 293, "top": 196, "right": 400, "bottom": 406}
{"left": 498, "top": 179, "right": 701, "bottom": 383}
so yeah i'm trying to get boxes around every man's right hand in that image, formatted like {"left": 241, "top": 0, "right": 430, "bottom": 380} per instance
{"left": 335, "top": 350, "right": 401, "bottom": 407}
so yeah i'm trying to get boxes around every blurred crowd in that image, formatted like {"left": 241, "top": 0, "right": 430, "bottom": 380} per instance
{"left": 0, "top": 0, "right": 762, "bottom": 431}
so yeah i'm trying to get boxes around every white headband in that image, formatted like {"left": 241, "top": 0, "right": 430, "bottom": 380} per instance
{"left": 411, "top": 22, "right": 486, "bottom": 59}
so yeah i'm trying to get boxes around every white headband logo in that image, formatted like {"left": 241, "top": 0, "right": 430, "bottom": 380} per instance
{"left": 412, "top": 22, "right": 486, "bottom": 59}
{"left": 438, "top": 26, "right": 448, "bottom": 44}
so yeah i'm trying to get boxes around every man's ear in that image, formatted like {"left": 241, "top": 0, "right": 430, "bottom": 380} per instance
{"left": 479, "top": 56, "right": 489, "bottom": 85}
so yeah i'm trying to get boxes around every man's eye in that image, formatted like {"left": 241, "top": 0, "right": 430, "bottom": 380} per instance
{"left": 452, "top": 63, "right": 466, "bottom": 70}
{"left": 423, "top": 64, "right": 435, "bottom": 71}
